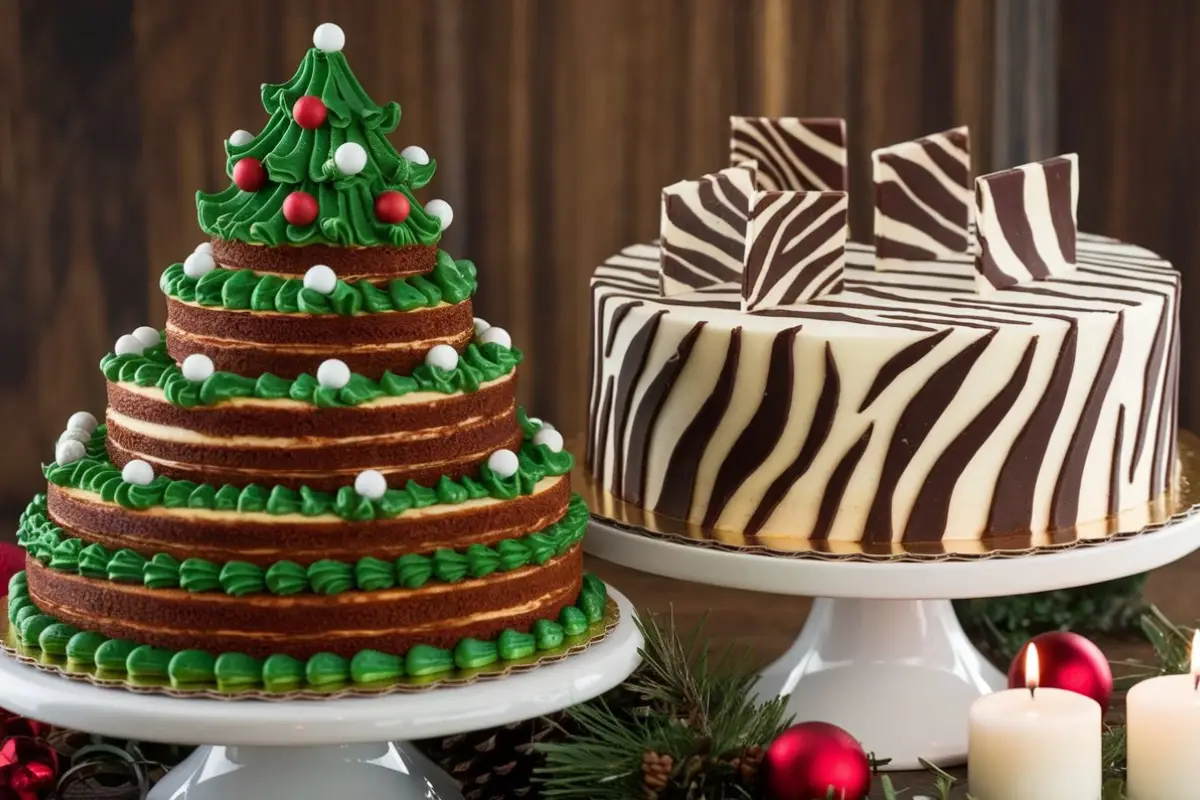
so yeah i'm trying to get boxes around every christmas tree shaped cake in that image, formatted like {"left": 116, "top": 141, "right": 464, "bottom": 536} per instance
{"left": 8, "top": 23, "right": 604, "bottom": 693}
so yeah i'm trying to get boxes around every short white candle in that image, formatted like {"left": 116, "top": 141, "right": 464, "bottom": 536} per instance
{"left": 1126, "top": 630, "right": 1200, "bottom": 800}
{"left": 968, "top": 644, "right": 1102, "bottom": 800}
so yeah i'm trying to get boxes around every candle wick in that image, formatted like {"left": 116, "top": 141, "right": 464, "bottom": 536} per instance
{"left": 1029, "top": 684, "right": 1036, "bottom": 699}
{"left": 1193, "top": 673, "right": 1199, "bottom": 692}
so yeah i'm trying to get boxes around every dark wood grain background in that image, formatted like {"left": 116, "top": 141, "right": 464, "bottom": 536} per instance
{"left": 2, "top": 0, "right": 1198, "bottom": 517}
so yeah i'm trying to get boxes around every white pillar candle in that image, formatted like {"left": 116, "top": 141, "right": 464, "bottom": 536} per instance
{"left": 1125, "top": 630, "right": 1200, "bottom": 800}
{"left": 967, "top": 645, "right": 1102, "bottom": 800}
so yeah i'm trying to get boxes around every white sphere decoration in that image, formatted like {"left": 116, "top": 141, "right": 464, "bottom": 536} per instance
{"left": 303, "top": 264, "right": 338, "bottom": 295}
{"left": 228, "top": 129, "right": 254, "bottom": 147}
{"left": 316, "top": 358, "right": 351, "bottom": 390}
{"left": 132, "top": 326, "right": 161, "bottom": 349}
{"left": 121, "top": 459, "right": 156, "bottom": 486}
{"left": 194, "top": 242, "right": 213, "bottom": 255}
{"left": 333, "top": 142, "right": 367, "bottom": 176}
{"left": 354, "top": 470, "right": 388, "bottom": 500}
{"left": 539, "top": 420, "right": 557, "bottom": 432}
{"left": 181, "top": 353, "right": 215, "bottom": 383}
{"left": 400, "top": 145, "right": 430, "bottom": 165}
{"left": 424, "top": 199, "right": 454, "bottom": 230}
{"left": 313, "top": 22, "right": 346, "bottom": 53}
{"left": 183, "top": 250, "right": 216, "bottom": 278}
{"left": 55, "top": 440, "right": 87, "bottom": 466}
{"left": 66, "top": 411, "right": 98, "bottom": 433}
{"left": 58, "top": 428, "right": 91, "bottom": 445}
{"left": 487, "top": 449, "right": 520, "bottom": 480}
{"left": 114, "top": 334, "right": 144, "bottom": 356}
{"left": 472, "top": 318, "right": 491, "bottom": 337}
{"left": 533, "top": 428, "right": 565, "bottom": 453}
{"left": 479, "top": 326, "right": 512, "bottom": 349}
{"left": 424, "top": 344, "right": 459, "bottom": 372}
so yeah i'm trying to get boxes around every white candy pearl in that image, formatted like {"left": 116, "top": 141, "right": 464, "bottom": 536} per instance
{"left": 132, "top": 326, "right": 161, "bottom": 349}
{"left": 424, "top": 344, "right": 459, "bottom": 372}
{"left": 313, "top": 22, "right": 346, "bottom": 53}
{"left": 121, "top": 459, "right": 155, "bottom": 486}
{"left": 424, "top": 199, "right": 453, "bottom": 230}
{"left": 59, "top": 428, "right": 91, "bottom": 445}
{"left": 228, "top": 129, "right": 254, "bottom": 147}
{"left": 533, "top": 428, "right": 565, "bottom": 453}
{"left": 540, "top": 420, "right": 557, "bottom": 432}
{"left": 55, "top": 440, "right": 87, "bottom": 466}
{"left": 472, "top": 318, "right": 491, "bottom": 336}
{"left": 181, "top": 353, "right": 215, "bottom": 382}
{"left": 114, "top": 334, "right": 144, "bottom": 356}
{"left": 194, "top": 242, "right": 213, "bottom": 255}
{"left": 66, "top": 411, "right": 98, "bottom": 433}
{"left": 400, "top": 145, "right": 430, "bottom": 165}
{"left": 303, "top": 264, "right": 338, "bottom": 295}
{"left": 354, "top": 470, "right": 388, "bottom": 500}
{"left": 479, "top": 327, "right": 512, "bottom": 349}
{"left": 317, "top": 358, "right": 351, "bottom": 390}
{"left": 334, "top": 142, "right": 367, "bottom": 175}
{"left": 487, "top": 449, "right": 520, "bottom": 479}
{"left": 184, "top": 251, "right": 215, "bottom": 278}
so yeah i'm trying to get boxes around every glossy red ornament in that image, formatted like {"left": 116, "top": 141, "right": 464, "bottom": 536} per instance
{"left": 374, "top": 190, "right": 411, "bottom": 224}
{"left": 283, "top": 191, "right": 319, "bottom": 226}
{"left": 1008, "top": 631, "right": 1113, "bottom": 715}
{"left": 0, "top": 736, "right": 58, "bottom": 800}
{"left": 761, "top": 722, "right": 871, "bottom": 800}
{"left": 0, "top": 544, "right": 22, "bottom": 597}
{"left": 292, "top": 95, "right": 328, "bottom": 129}
{"left": 232, "top": 158, "right": 267, "bottom": 192}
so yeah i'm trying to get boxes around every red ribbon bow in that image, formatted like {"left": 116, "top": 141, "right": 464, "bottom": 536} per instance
{"left": 0, "top": 736, "right": 59, "bottom": 800}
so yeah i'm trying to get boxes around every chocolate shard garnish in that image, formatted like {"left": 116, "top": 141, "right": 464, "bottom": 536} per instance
{"left": 658, "top": 165, "right": 755, "bottom": 297}
{"left": 974, "top": 153, "right": 1080, "bottom": 293}
{"left": 741, "top": 190, "right": 848, "bottom": 312}
{"left": 872, "top": 126, "right": 972, "bottom": 265}
{"left": 730, "top": 116, "right": 848, "bottom": 192}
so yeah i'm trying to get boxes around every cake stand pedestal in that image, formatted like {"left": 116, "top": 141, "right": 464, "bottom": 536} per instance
{"left": 0, "top": 587, "right": 641, "bottom": 800}
{"left": 586, "top": 519, "right": 1200, "bottom": 770}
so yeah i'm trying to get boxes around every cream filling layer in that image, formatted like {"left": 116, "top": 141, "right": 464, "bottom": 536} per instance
{"left": 166, "top": 322, "right": 463, "bottom": 354}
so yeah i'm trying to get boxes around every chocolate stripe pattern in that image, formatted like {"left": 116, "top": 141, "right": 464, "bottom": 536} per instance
{"left": 741, "top": 191, "right": 848, "bottom": 312}
{"left": 659, "top": 167, "right": 755, "bottom": 296}
{"left": 873, "top": 126, "right": 972, "bottom": 262}
{"left": 975, "top": 154, "right": 1080, "bottom": 292}
{"left": 730, "top": 117, "right": 848, "bottom": 193}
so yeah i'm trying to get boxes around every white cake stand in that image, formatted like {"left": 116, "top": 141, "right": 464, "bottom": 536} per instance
{"left": 586, "top": 518, "right": 1200, "bottom": 770}
{"left": 0, "top": 587, "right": 641, "bottom": 800}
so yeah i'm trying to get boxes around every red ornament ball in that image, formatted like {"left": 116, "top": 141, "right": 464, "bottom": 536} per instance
{"left": 232, "top": 158, "right": 266, "bottom": 192}
{"left": 293, "top": 95, "right": 328, "bottom": 129}
{"left": 374, "top": 190, "right": 411, "bottom": 224}
{"left": 761, "top": 722, "right": 871, "bottom": 800}
{"left": 283, "top": 191, "right": 319, "bottom": 226}
{"left": 1008, "top": 631, "right": 1113, "bottom": 715}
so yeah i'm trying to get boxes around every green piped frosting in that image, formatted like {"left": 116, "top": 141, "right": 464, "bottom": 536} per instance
{"left": 99, "top": 338, "right": 521, "bottom": 409}
{"left": 196, "top": 47, "right": 442, "bottom": 248}
{"left": 169, "top": 650, "right": 217, "bottom": 685}
{"left": 159, "top": 250, "right": 476, "bottom": 315}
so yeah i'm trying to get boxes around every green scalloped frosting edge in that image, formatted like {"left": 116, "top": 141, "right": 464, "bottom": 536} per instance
{"left": 99, "top": 336, "right": 521, "bottom": 409}
{"left": 42, "top": 411, "right": 571, "bottom": 522}
{"left": 160, "top": 250, "right": 476, "bottom": 316}
{"left": 6, "top": 571, "right": 608, "bottom": 690}
{"left": 20, "top": 494, "right": 587, "bottom": 597}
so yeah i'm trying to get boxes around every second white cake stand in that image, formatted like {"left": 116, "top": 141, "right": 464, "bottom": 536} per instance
{"left": 586, "top": 519, "right": 1200, "bottom": 770}
{"left": 0, "top": 587, "right": 642, "bottom": 800}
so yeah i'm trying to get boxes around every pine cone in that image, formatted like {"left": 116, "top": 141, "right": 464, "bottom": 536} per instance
{"left": 641, "top": 751, "right": 674, "bottom": 797}
{"left": 414, "top": 713, "right": 565, "bottom": 800}
{"left": 730, "top": 745, "right": 765, "bottom": 785}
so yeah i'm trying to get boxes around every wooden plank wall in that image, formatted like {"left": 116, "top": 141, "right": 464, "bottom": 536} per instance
{"left": 0, "top": 0, "right": 1194, "bottom": 515}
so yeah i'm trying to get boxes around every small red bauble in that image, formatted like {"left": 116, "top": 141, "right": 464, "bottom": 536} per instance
{"left": 374, "top": 190, "right": 411, "bottom": 224}
{"left": 1008, "top": 631, "right": 1113, "bottom": 715}
{"left": 761, "top": 722, "right": 871, "bottom": 800}
{"left": 293, "top": 95, "right": 328, "bottom": 129}
{"left": 283, "top": 191, "right": 319, "bottom": 226}
{"left": 232, "top": 158, "right": 267, "bottom": 192}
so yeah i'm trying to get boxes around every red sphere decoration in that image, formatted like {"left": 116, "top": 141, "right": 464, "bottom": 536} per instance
{"left": 1008, "top": 631, "right": 1113, "bottom": 715}
{"left": 232, "top": 157, "right": 266, "bottom": 192}
{"left": 761, "top": 722, "right": 871, "bottom": 800}
{"left": 374, "top": 190, "right": 411, "bottom": 224}
{"left": 283, "top": 191, "right": 319, "bottom": 226}
{"left": 292, "top": 95, "right": 328, "bottom": 129}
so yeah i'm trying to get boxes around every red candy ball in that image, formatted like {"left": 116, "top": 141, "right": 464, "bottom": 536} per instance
{"left": 761, "top": 722, "right": 871, "bottom": 800}
{"left": 1008, "top": 631, "right": 1113, "bottom": 715}
{"left": 374, "top": 190, "right": 411, "bottom": 224}
{"left": 293, "top": 95, "right": 328, "bottom": 129}
{"left": 283, "top": 191, "right": 319, "bottom": 226}
{"left": 232, "top": 158, "right": 266, "bottom": 192}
